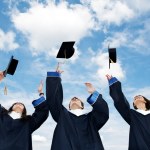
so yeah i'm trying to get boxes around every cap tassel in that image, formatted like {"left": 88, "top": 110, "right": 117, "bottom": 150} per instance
{"left": 109, "top": 58, "right": 115, "bottom": 63}
{"left": 4, "top": 85, "right": 8, "bottom": 95}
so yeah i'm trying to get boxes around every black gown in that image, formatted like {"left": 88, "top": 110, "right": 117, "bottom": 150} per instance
{"left": 46, "top": 72, "right": 109, "bottom": 150}
{"left": 109, "top": 78, "right": 150, "bottom": 150}
{"left": 0, "top": 97, "right": 48, "bottom": 150}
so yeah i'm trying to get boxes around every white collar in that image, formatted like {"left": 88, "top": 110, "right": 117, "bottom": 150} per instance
{"left": 69, "top": 109, "right": 84, "bottom": 116}
{"left": 9, "top": 111, "right": 22, "bottom": 119}
{"left": 136, "top": 109, "right": 150, "bottom": 115}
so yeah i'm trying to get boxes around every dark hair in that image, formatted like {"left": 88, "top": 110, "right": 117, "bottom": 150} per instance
{"left": 133, "top": 96, "right": 150, "bottom": 110}
{"left": 69, "top": 97, "right": 84, "bottom": 110}
{"left": 8, "top": 102, "right": 28, "bottom": 119}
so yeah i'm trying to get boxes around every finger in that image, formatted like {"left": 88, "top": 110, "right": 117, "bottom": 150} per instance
{"left": 105, "top": 75, "right": 109, "bottom": 80}
{"left": 85, "top": 83, "right": 91, "bottom": 87}
{"left": 106, "top": 74, "right": 112, "bottom": 80}
{"left": 40, "top": 80, "right": 44, "bottom": 86}
{"left": 60, "top": 71, "right": 64, "bottom": 74}
{"left": 57, "top": 70, "right": 64, "bottom": 74}
{"left": 56, "top": 62, "right": 60, "bottom": 72}
{"left": 85, "top": 82, "right": 91, "bottom": 85}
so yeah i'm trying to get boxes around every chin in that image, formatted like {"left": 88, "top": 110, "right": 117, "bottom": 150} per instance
{"left": 70, "top": 104, "right": 80, "bottom": 110}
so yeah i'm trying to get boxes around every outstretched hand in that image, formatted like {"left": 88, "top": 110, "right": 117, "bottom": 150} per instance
{"left": 38, "top": 80, "right": 44, "bottom": 93}
{"left": 0, "top": 71, "right": 4, "bottom": 82}
{"left": 56, "top": 62, "right": 64, "bottom": 74}
{"left": 85, "top": 82, "right": 96, "bottom": 94}
{"left": 106, "top": 74, "right": 113, "bottom": 80}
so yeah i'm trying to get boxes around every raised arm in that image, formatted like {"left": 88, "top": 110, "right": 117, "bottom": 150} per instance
{"left": 29, "top": 81, "right": 48, "bottom": 133}
{"left": 85, "top": 83, "right": 109, "bottom": 130}
{"left": 29, "top": 96, "right": 49, "bottom": 133}
{"left": 106, "top": 75, "right": 131, "bottom": 124}
{"left": 46, "top": 71, "right": 64, "bottom": 122}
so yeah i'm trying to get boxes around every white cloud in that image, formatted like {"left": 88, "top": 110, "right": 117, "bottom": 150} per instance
{"left": 129, "top": 19, "right": 150, "bottom": 54}
{"left": 81, "top": 0, "right": 134, "bottom": 25}
{"left": 0, "top": 29, "right": 19, "bottom": 51}
{"left": 102, "top": 31, "right": 129, "bottom": 48}
{"left": 102, "top": 20, "right": 150, "bottom": 54}
{"left": 91, "top": 51, "right": 125, "bottom": 88}
{"left": 127, "top": 86, "right": 150, "bottom": 99}
{"left": 100, "top": 111, "right": 129, "bottom": 150}
{"left": 126, "top": 0, "right": 150, "bottom": 14}
{"left": 11, "top": 1, "right": 96, "bottom": 55}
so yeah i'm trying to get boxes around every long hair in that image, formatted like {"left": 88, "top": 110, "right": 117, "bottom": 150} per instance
{"left": 133, "top": 96, "right": 150, "bottom": 110}
{"left": 8, "top": 102, "right": 28, "bottom": 119}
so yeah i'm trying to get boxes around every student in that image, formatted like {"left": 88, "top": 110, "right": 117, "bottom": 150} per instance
{"left": 0, "top": 71, "right": 49, "bottom": 150}
{"left": 46, "top": 65, "right": 109, "bottom": 150}
{"left": 106, "top": 75, "right": 150, "bottom": 150}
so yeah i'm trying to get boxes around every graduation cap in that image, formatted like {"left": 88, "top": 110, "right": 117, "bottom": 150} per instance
{"left": 108, "top": 47, "right": 117, "bottom": 68}
{"left": 3, "top": 56, "right": 19, "bottom": 77}
{"left": 56, "top": 41, "right": 75, "bottom": 59}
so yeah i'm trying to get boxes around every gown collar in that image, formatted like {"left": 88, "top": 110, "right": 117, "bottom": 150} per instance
{"left": 9, "top": 111, "right": 22, "bottom": 119}
{"left": 136, "top": 109, "right": 150, "bottom": 115}
{"left": 69, "top": 109, "right": 84, "bottom": 116}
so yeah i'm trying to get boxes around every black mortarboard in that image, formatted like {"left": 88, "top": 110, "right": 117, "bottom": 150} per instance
{"left": 108, "top": 47, "right": 117, "bottom": 68}
{"left": 3, "top": 56, "right": 19, "bottom": 77}
{"left": 56, "top": 41, "right": 75, "bottom": 59}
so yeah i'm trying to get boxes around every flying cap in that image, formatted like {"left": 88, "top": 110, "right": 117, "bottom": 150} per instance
{"left": 108, "top": 48, "right": 117, "bottom": 68}
{"left": 56, "top": 41, "right": 75, "bottom": 59}
{"left": 3, "top": 56, "right": 19, "bottom": 77}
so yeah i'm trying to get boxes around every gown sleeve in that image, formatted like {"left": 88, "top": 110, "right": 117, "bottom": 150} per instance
{"left": 0, "top": 104, "right": 3, "bottom": 115}
{"left": 0, "top": 104, "right": 7, "bottom": 116}
{"left": 29, "top": 96, "right": 49, "bottom": 133}
{"left": 87, "top": 91, "right": 109, "bottom": 130}
{"left": 46, "top": 72, "right": 64, "bottom": 122}
{"left": 109, "top": 77, "right": 131, "bottom": 125}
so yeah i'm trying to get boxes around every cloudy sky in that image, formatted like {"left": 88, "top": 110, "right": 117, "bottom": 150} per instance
{"left": 0, "top": 0, "right": 150, "bottom": 149}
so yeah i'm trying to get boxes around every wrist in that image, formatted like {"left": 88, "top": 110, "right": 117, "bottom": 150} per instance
{"left": 47, "top": 72, "right": 61, "bottom": 77}
{"left": 39, "top": 93, "right": 44, "bottom": 96}
{"left": 108, "top": 77, "right": 118, "bottom": 86}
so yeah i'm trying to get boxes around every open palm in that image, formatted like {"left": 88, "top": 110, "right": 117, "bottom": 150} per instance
{"left": 85, "top": 82, "right": 96, "bottom": 94}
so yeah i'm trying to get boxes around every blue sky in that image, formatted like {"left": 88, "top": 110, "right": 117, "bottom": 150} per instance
{"left": 0, "top": 0, "right": 150, "bottom": 149}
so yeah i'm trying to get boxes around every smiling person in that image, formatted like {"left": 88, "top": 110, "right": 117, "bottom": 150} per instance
{"left": 46, "top": 64, "right": 109, "bottom": 150}
{"left": 106, "top": 75, "right": 150, "bottom": 150}
{"left": 0, "top": 72, "right": 49, "bottom": 150}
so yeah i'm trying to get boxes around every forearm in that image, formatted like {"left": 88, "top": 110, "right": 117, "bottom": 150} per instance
{"left": 88, "top": 93, "right": 109, "bottom": 129}
{"left": 109, "top": 77, "right": 128, "bottom": 103}
{"left": 88, "top": 93, "right": 109, "bottom": 117}
{"left": 30, "top": 98, "right": 49, "bottom": 132}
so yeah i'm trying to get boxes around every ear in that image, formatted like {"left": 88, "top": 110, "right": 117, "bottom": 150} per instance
{"left": 133, "top": 102, "right": 137, "bottom": 109}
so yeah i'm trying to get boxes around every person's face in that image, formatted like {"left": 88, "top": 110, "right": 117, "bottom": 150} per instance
{"left": 12, "top": 103, "right": 25, "bottom": 113}
{"left": 134, "top": 95, "right": 146, "bottom": 110}
{"left": 69, "top": 97, "right": 84, "bottom": 110}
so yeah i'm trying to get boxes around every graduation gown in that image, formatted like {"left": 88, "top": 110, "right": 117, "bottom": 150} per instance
{"left": 0, "top": 97, "right": 48, "bottom": 150}
{"left": 46, "top": 72, "right": 109, "bottom": 150}
{"left": 109, "top": 78, "right": 150, "bottom": 150}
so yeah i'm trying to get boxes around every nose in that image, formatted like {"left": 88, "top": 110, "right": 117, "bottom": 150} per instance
{"left": 72, "top": 98, "right": 76, "bottom": 101}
